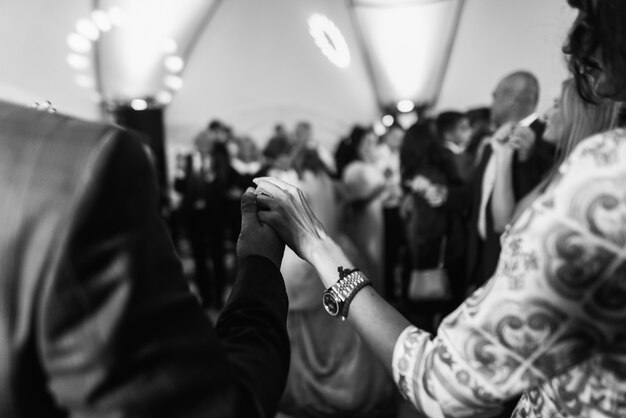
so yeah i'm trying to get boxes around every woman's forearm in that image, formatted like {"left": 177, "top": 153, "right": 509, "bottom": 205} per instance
{"left": 491, "top": 152, "right": 515, "bottom": 233}
{"left": 347, "top": 288, "right": 411, "bottom": 371}
{"left": 308, "top": 237, "right": 411, "bottom": 372}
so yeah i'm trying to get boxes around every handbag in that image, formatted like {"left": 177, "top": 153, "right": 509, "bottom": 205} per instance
{"left": 408, "top": 238, "right": 451, "bottom": 301}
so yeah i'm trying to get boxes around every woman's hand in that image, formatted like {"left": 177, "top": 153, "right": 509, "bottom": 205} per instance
{"left": 407, "top": 174, "right": 432, "bottom": 193}
{"left": 252, "top": 176, "right": 329, "bottom": 264}
{"left": 491, "top": 123, "right": 516, "bottom": 157}
{"left": 423, "top": 185, "right": 448, "bottom": 207}
{"left": 491, "top": 123, "right": 536, "bottom": 162}
{"left": 508, "top": 125, "right": 536, "bottom": 162}
{"left": 406, "top": 175, "right": 447, "bottom": 207}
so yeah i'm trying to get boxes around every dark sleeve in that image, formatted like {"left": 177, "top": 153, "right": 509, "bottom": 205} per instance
{"left": 173, "top": 175, "right": 186, "bottom": 193}
{"left": 38, "top": 129, "right": 288, "bottom": 418}
{"left": 443, "top": 150, "right": 472, "bottom": 213}
{"left": 228, "top": 164, "right": 255, "bottom": 190}
{"left": 216, "top": 256, "right": 290, "bottom": 418}
{"left": 512, "top": 153, "right": 548, "bottom": 200}
{"left": 173, "top": 154, "right": 191, "bottom": 193}
{"left": 445, "top": 181, "right": 472, "bottom": 213}
{"left": 512, "top": 124, "right": 556, "bottom": 201}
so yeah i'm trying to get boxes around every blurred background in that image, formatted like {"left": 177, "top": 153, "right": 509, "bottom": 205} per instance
{"left": 0, "top": 2, "right": 581, "bottom": 416}
{"left": 0, "top": 0, "right": 574, "bottom": 162}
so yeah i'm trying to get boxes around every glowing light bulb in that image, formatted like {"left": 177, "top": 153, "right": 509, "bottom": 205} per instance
{"left": 67, "top": 33, "right": 92, "bottom": 53}
{"left": 382, "top": 114, "right": 394, "bottom": 127}
{"left": 307, "top": 14, "right": 350, "bottom": 69}
{"left": 164, "top": 56, "right": 184, "bottom": 73}
{"left": 76, "top": 18, "right": 100, "bottom": 41}
{"left": 67, "top": 53, "right": 91, "bottom": 70}
{"left": 397, "top": 112, "right": 419, "bottom": 129}
{"left": 397, "top": 99, "right": 415, "bottom": 113}
{"left": 131, "top": 99, "right": 148, "bottom": 111}
{"left": 164, "top": 75, "right": 183, "bottom": 90}
{"left": 373, "top": 121, "right": 387, "bottom": 136}
{"left": 156, "top": 91, "right": 173, "bottom": 105}
{"left": 91, "top": 10, "right": 112, "bottom": 32}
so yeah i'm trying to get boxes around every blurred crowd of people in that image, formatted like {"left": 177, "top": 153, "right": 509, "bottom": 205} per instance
{"left": 170, "top": 71, "right": 573, "bottom": 313}
{"left": 167, "top": 66, "right": 624, "bottom": 417}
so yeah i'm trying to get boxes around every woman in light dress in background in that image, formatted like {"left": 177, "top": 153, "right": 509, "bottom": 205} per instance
{"left": 274, "top": 145, "right": 396, "bottom": 418}
{"left": 340, "top": 127, "right": 396, "bottom": 294}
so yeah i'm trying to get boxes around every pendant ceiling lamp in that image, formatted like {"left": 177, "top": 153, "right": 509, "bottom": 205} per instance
{"left": 68, "top": 0, "right": 222, "bottom": 108}
{"left": 349, "top": 0, "right": 464, "bottom": 109}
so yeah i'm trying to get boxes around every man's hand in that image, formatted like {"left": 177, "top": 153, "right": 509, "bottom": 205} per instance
{"left": 407, "top": 175, "right": 432, "bottom": 193}
{"left": 236, "top": 187, "right": 285, "bottom": 269}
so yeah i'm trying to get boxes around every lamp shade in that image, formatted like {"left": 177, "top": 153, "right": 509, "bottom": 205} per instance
{"left": 93, "top": 0, "right": 220, "bottom": 104}
{"left": 350, "top": 0, "right": 464, "bottom": 106}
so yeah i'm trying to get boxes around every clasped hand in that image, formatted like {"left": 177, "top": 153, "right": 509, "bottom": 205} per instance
{"left": 251, "top": 177, "right": 329, "bottom": 264}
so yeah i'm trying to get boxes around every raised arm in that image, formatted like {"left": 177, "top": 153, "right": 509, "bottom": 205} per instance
{"left": 253, "top": 131, "right": 626, "bottom": 417}
{"left": 40, "top": 129, "right": 289, "bottom": 418}
{"left": 490, "top": 123, "right": 535, "bottom": 233}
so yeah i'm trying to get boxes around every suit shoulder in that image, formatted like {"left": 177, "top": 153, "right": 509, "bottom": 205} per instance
{"left": 0, "top": 101, "right": 119, "bottom": 158}
{"left": 0, "top": 102, "right": 148, "bottom": 216}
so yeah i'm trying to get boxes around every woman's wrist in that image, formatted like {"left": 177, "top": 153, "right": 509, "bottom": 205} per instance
{"left": 495, "top": 147, "right": 515, "bottom": 164}
{"left": 307, "top": 236, "right": 355, "bottom": 288}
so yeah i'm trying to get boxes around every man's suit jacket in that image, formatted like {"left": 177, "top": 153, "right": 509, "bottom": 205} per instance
{"left": 0, "top": 101, "right": 289, "bottom": 417}
{"left": 466, "top": 119, "right": 553, "bottom": 288}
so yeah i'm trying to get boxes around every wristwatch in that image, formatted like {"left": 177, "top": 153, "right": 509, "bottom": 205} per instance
{"left": 322, "top": 269, "right": 372, "bottom": 321}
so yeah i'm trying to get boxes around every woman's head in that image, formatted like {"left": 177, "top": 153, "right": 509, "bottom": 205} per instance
{"left": 238, "top": 136, "right": 260, "bottom": 162}
{"left": 565, "top": 0, "right": 626, "bottom": 101}
{"left": 544, "top": 79, "right": 618, "bottom": 151}
{"left": 334, "top": 126, "right": 376, "bottom": 177}
{"left": 399, "top": 121, "right": 447, "bottom": 181}
{"left": 356, "top": 130, "right": 378, "bottom": 162}
{"left": 290, "top": 144, "right": 330, "bottom": 179}
{"left": 347, "top": 126, "right": 376, "bottom": 161}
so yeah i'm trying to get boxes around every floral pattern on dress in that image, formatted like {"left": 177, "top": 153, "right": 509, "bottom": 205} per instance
{"left": 392, "top": 130, "right": 626, "bottom": 418}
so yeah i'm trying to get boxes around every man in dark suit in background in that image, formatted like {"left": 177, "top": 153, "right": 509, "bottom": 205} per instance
{"left": 0, "top": 101, "right": 289, "bottom": 417}
{"left": 436, "top": 111, "right": 474, "bottom": 182}
{"left": 174, "top": 123, "right": 232, "bottom": 309}
{"left": 467, "top": 71, "right": 555, "bottom": 290}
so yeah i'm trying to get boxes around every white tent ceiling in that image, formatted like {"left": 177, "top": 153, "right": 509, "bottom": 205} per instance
{"left": 167, "top": 0, "right": 380, "bottom": 151}
{"left": 0, "top": 0, "right": 575, "bottom": 151}
{"left": 351, "top": 0, "right": 464, "bottom": 107}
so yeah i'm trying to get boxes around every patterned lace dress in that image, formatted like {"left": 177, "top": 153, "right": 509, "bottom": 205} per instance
{"left": 392, "top": 129, "right": 626, "bottom": 418}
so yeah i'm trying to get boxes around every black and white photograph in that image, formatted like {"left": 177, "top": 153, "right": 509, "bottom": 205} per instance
{"left": 0, "top": 0, "right": 624, "bottom": 417}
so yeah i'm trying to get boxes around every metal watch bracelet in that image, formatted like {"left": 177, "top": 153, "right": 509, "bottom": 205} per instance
{"left": 328, "top": 270, "right": 372, "bottom": 321}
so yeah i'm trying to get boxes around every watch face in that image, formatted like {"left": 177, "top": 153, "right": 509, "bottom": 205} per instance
{"left": 323, "top": 292, "right": 340, "bottom": 316}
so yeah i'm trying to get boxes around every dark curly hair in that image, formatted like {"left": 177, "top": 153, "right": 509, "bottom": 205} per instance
{"left": 334, "top": 125, "right": 370, "bottom": 178}
{"left": 565, "top": 0, "right": 626, "bottom": 102}
{"left": 399, "top": 121, "right": 452, "bottom": 185}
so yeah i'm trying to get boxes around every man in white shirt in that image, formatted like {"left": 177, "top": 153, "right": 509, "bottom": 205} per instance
{"left": 467, "top": 71, "right": 554, "bottom": 292}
